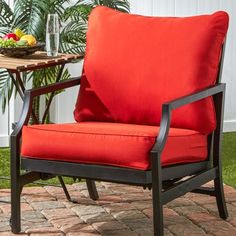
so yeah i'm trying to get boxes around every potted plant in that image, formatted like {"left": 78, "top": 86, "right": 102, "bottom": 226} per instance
{"left": 0, "top": 0, "right": 129, "bottom": 120}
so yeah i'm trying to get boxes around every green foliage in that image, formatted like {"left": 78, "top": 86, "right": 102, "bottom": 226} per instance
{"left": 13, "top": 0, "right": 48, "bottom": 40}
{"left": 0, "top": 69, "right": 13, "bottom": 113}
{"left": 222, "top": 132, "right": 236, "bottom": 188}
{"left": 62, "top": 0, "right": 129, "bottom": 55}
{"left": 0, "top": 0, "right": 129, "bottom": 114}
{"left": 0, "top": 0, "right": 13, "bottom": 36}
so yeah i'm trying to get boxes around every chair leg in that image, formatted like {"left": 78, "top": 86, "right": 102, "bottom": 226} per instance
{"left": 214, "top": 174, "right": 228, "bottom": 219}
{"left": 58, "top": 176, "right": 73, "bottom": 202}
{"left": 11, "top": 138, "right": 22, "bottom": 234}
{"left": 212, "top": 88, "right": 228, "bottom": 219}
{"left": 86, "top": 180, "right": 99, "bottom": 200}
{"left": 151, "top": 152, "right": 164, "bottom": 236}
{"left": 152, "top": 186, "right": 164, "bottom": 236}
{"left": 11, "top": 173, "right": 22, "bottom": 233}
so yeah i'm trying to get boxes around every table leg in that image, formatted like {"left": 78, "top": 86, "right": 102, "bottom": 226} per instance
{"left": 42, "top": 64, "right": 65, "bottom": 124}
{"left": 7, "top": 70, "right": 39, "bottom": 124}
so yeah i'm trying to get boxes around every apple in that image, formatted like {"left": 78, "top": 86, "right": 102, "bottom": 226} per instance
{"left": 3, "top": 33, "right": 19, "bottom": 41}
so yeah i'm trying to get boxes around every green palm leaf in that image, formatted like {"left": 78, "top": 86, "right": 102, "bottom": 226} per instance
{"left": 0, "top": 69, "right": 13, "bottom": 113}
{"left": 64, "top": 3, "right": 93, "bottom": 22}
{"left": 62, "top": 0, "right": 129, "bottom": 55}
{"left": 48, "top": 0, "right": 71, "bottom": 18}
{"left": 13, "top": 0, "right": 48, "bottom": 40}
{"left": 0, "top": 0, "right": 13, "bottom": 36}
{"left": 60, "top": 20, "right": 87, "bottom": 54}
{"left": 93, "top": 0, "right": 129, "bottom": 12}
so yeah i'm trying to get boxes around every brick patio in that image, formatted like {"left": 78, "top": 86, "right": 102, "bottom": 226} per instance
{"left": 0, "top": 182, "right": 236, "bottom": 236}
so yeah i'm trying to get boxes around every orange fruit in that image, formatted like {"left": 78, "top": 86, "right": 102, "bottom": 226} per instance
{"left": 20, "top": 35, "right": 37, "bottom": 46}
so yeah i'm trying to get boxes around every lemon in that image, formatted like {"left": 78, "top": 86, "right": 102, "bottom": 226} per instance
{"left": 14, "top": 28, "right": 25, "bottom": 38}
{"left": 20, "top": 35, "right": 37, "bottom": 46}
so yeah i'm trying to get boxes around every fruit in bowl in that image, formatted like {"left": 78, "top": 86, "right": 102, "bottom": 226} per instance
{"left": 0, "top": 28, "right": 37, "bottom": 48}
{"left": 0, "top": 28, "right": 44, "bottom": 58}
{"left": 3, "top": 33, "right": 19, "bottom": 41}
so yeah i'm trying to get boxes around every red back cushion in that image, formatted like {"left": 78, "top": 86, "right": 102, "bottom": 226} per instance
{"left": 74, "top": 7, "right": 229, "bottom": 134}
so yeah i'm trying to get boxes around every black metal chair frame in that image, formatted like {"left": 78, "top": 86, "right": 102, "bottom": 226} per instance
{"left": 10, "top": 45, "right": 228, "bottom": 236}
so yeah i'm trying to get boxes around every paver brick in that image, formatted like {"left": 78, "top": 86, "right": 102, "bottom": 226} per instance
{"left": 0, "top": 227, "right": 10, "bottom": 233}
{"left": 120, "top": 217, "right": 152, "bottom": 230}
{"left": 163, "top": 208, "right": 179, "bottom": 217}
{"left": 189, "top": 195, "right": 216, "bottom": 205}
{"left": 23, "top": 194, "right": 56, "bottom": 203}
{"left": 67, "top": 232, "right": 99, "bottom": 236}
{"left": 72, "top": 205, "right": 105, "bottom": 217}
{"left": 92, "top": 221, "right": 128, "bottom": 233}
{"left": 0, "top": 197, "right": 10, "bottom": 204}
{"left": 42, "top": 208, "right": 76, "bottom": 220}
{"left": 30, "top": 233, "right": 64, "bottom": 236}
{"left": 44, "top": 185, "right": 75, "bottom": 195}
{"left": 173, "top": 205, "right": 208, "bottom": 216}
{"left": 166, "top": 197, "right": 195, "bottom": 207}
{"left": 61, "top": 197, "right": 96, "bottom": 208}
{"left": 101, "top": 229, "right": 137, "bottom": 236}
{"left": 31, "top": 201, "right": 65, "bottom": 211}
{"left": 186, "top": 212, "right": 219, "bottom": 222}
{"left": 197, "top": 220, "right": 236, "bottom": 236}
{"left": 0, "top": 221, "right": 10, "bottom": 232}
{"left": 164, "top": 215, "right": 192, "bottom": 226}
{"left": 0, "top": 214, "right": 9, "bottom": 222}
{"left": 80, "top": 212, "right": 114, "bottom": 224}
{"left": 95, "top": 195, "right": 123, "bottom": 205}
{"left": 21, "top": 211, "right": 45, "bottom": 220}
{"left": 0, "top": 190, "right": 10, "bottom": 198}
{"left": 0, "top": 182, "right": 236, "bottom": 236}
{"left": 109, "top": 186, "right": 143, "bottom": 194}
{"left": 130, "top": 200, "right": 152, "bottom": 210}
{"left": 0, "top": 233, "right": 27, "bottom": 236}
{"left": 121, "top": 192, "right": 152, "bottom": 202}
{"left": 63, "top": 223, "right": 96, "bottom": 234}
{"left": 104, "top": 202, "right": 136, "bottom": 213}
{"left": 112, "top": 210, "right": 146, "bottom": 221}
{"left": 22, "top": 187, "right": 46, "bottom": 195}
{"left": 0, "top": 203, "right": 32, "bottom": 214}
{"left": 224, "top": 185, "right": 236, "bottom": 194}
{"left": 25, "top": 226, "right": 62, "bottom": 234}
{"left": 81, "top": 189, "right": 113, "bottom": 198}
{"left": 168, "top": 223, "right": 207, "bottom": 236}
{"left": 134, "top": 228, "right": 173, "bottom": 236}
{"left": 49, "top": 216, "right": 83, "bottom": 230}
{"left": 22, "top": 220, "right": 52, "bottom": 232}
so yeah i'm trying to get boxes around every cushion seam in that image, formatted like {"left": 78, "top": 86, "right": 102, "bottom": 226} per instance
{"left": 24, "top": 126, "right": 202, "bottom": 138}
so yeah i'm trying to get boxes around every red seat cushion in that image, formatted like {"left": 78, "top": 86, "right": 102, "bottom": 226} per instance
{"left": 74, "top": 7, "right": 229, "bottom": 134}
{"left": 21, "top": 122, "right": 207, "bottom": 170}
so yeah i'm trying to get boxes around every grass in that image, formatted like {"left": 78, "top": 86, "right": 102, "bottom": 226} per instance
{"left": 221, "top": 132, "right": 236, "bottom": 188}
{"left": 0, "top": 149, "right": 74, "bottom": 189}
{"left": 0, "top": 132, "right": 236, "bottom": 189}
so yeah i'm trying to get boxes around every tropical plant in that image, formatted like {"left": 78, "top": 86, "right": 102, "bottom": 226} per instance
{"left": 0, "top": 0, "right": 129, "bottom": 119}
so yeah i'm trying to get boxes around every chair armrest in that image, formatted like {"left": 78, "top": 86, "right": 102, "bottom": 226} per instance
{"left": 152, "top": 83, "right": 226, "bottom": 154}
{"left": 27, "top": 76, "right": 81, "bottom": 98}
{"left": 11, "top": 77, "right": 81, "bottom": 138}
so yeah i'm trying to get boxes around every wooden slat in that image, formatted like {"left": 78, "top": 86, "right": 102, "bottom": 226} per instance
{"left": 0, "top": 51, "right": 82, "bottom": 71}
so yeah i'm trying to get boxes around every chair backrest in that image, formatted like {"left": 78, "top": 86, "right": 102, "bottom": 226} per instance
{"left": 74, "top": 6, "right": 229, "bottom": 134}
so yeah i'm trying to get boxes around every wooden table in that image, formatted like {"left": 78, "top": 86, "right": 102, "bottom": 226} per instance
{"left": 0, "top": 51, "right": 82, "bottom": 124}
{"left": 0, "top": 51, "right": 81, "bottom": 71}
{"left": 0, "top": 51, "right": 82, "bottom": 199}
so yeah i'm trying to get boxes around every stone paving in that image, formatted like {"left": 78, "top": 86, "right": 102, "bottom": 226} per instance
{"left": 0, "top": 181, "right": 236, "bottom": 235}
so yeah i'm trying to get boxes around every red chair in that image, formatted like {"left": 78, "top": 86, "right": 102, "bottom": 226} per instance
{"left": 11, "top": 7, "right": 229, "bottom": 235}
